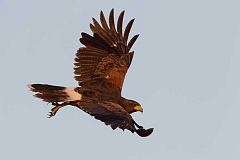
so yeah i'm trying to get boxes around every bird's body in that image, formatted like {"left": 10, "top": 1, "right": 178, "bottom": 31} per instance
{"left": 28, "top": 9, "right": 153, "bottom": 137}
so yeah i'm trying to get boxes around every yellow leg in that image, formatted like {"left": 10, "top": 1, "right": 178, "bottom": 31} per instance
{"left": 48, "top": 105, "right": 62, "bottom": 118}
{"left": 47, "top": 102, "right": 72, "bottom": 118}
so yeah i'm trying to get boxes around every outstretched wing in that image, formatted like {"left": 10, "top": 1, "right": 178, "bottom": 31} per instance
{"left": 74, "top": 9, "right": 139, "bottom": 92}
{"left": 79, "top": 101, "right": 135, "bottom": 132}
{"left": 76, "top": 101, "right": 153, "bottom": 137}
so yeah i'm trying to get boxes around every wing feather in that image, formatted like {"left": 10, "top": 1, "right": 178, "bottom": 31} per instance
{"left": 123, "top": 19, "right": 135, "bottom": 43}
{"left": 75, "top": 9, "right": 139, "bottom": 91}
{"left": 78, "top": 101, "right": 136, "bottom": 132}
{"left": 100, "top": 11, "right": 109, "bottom": 30}
{"left": 74, "top": 101, "right": 153, "bottom": 136}
{"left": 117, "top": 11, "right": 124, "bottom": 35}
{"left": 109, "top": 9, "right": 117, "bottom": 32}
{"left": 90, "top": 22, "right": 113, "bottom": 46}
{"left": 128, "top": 34, "right": 139, "bottom": 51}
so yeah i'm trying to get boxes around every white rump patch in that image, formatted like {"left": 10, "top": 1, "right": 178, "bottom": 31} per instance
{"left": 65, "top": 88, "right": 82, "bottom": 101}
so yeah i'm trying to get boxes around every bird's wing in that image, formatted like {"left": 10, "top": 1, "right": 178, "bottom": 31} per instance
{"left": 74, "top": 9, "right": 139, "bottom": 92}
{"left": 78, "top": 101, "right": 136, "bottom": 132}
{"left": 77, "top": 101, "right": 153, "bottom": 137}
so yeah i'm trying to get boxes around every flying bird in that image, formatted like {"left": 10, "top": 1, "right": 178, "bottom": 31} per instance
{"left": 27, "top": 9, "right": 153, "bottom": 137}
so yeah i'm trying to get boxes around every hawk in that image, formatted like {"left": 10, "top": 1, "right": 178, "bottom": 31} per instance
{"left": 27, "top": 9, "right": 153, "bottom": 137}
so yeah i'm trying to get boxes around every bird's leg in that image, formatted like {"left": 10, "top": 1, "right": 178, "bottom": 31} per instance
{"left": 133, "top": 120, "right": 143, "bottom": 129}
{"left": 47, "top": 102, "right": 70, "bottom": 118}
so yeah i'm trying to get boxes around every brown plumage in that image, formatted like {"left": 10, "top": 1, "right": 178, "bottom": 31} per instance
{"left": 27, "top": 9, "right": 153, "bottom": 137}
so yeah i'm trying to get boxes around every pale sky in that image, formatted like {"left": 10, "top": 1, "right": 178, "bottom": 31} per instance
{"left": 0, "top": 0, "right": 240, "bottom": 160}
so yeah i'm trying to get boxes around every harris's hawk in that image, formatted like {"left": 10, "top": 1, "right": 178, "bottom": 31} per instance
{"left": 27, "top": 9, "right": 153, "bottom": 137}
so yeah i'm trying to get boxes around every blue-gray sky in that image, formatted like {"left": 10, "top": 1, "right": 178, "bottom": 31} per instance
{"left": 0, "top": 0, "right": 240, "bottom": 159}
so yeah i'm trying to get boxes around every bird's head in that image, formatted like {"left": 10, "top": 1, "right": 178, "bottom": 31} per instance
{"left": 133, "top": 103, "right": 143, "bottom": 113}
{"left": 124, "top": 99, "right": 143, "bottom": 113}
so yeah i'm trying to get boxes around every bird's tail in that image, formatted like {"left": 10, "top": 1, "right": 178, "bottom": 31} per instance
{"left": 27, "top": 84, "right": 82, "bottom": 103}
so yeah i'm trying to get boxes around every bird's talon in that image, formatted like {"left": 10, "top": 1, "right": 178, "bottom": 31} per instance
{"left": 47, "top": 105, "right": 62, "bottom": 118}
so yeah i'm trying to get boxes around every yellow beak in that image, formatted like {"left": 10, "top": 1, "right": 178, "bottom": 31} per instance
{"left": 134, "top": 105, "right": 143, "bottom": 112}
